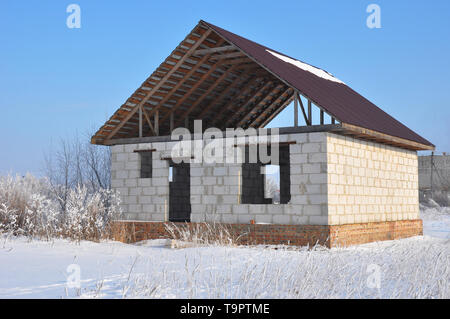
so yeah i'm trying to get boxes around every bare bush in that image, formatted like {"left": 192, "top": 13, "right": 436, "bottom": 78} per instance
{"left": 43, "top": 131, "right": 111, "bottom": 213}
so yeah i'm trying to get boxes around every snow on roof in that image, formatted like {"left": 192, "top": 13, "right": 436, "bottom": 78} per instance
{"left": 265, "top": 49, "right": 345, "bottom": 84}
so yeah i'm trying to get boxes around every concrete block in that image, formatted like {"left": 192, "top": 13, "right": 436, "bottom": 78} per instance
{"left": 292, "top": 216, "right": 309, "bottom": 225}
{"left": 125, "top": 179, "right": 138, "bottom": 187}
{"left": 213, "top": 167, "right": 227, "bottom": 176}
{"left": 111, "top": 179, "right": 124, "bottom": 188}
{"left": 254, "top": 214, "right": 272, "bottom": 224}
{"left": 309, "top": 216, "right": 328, "bottom": 225}
{"left": 221, "top": 214, "right": 238, "bottom": 223}
{"left": 232, "top": 205, "right": 249, "bottom": 214}
{"left": 249, "top": 205, "right": 266, "bottom": 214}
{"left": 273, "top": 215, "right": 290, "bottom": 224}
{"left": 302, "top": 143, "right": 321, "bottom": 153}
{"left": 111, "top": 145, "right": 124, "bottom": 153}
{"left": 191, "top": 204, "right": 207, "bottom": 213}
{"left": 304, "top": 205, "right": 322, "bottom": 216}
{"left": 125, "top": 161, "right": 139, "bottom": 170}
{"left": 138, "top": 178, "right": 151, "bottom": 187}
{"left": 237, "top": 214, "right": 253, "bottom": 223}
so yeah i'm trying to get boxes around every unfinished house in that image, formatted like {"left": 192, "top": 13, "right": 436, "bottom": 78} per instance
{"left": 92, "top": 20, "right": 434, "bottom": 247}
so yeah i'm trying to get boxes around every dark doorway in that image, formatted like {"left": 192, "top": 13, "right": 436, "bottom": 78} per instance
{"left": 169, "top": 161, "right": 191, "bottom": 222}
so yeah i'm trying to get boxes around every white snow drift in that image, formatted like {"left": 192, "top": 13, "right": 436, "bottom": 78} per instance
{"left": 0, "top": 205, "right": 448, "bottom": 299}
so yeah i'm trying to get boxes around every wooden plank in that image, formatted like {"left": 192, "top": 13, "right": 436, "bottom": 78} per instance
{"left": 237, "top": 83, "right": 284, "bottom": 127}
{"left": 251, "top": 87, "right": 293, "bottom": 127}
{"left": 258, "top": 90, "right": 294, "bottom": 127}
{"left": 174, "top": 64, "right": 239, "bottom": 126}
{"left": 210, "top": 52, "right": 245, "bottom": 60}
{"left": 195, "top": 72, "right": 249, "bottom": 119}
{"left": 159, "top": 60, "right": 228, "bottom": 125}
{"left": 133, "top": 149, "right": 156, "bottom": 153}
{"left": 141, "top": 105, "right": 156, "bottom": 136}
{"left": 193, "top": 45, "right": 236, "bottom": 55}
{"left": 294, "top": 93, "right": 298, "bottom": 127}
{"left": 139, "top": 106, "right": 143, "bottom": 137}
{"left": 226, "top": 81, "right": 274, "bottom": 127}
{"left": 154, "top": 110, "right": 159, "bottom": 135}
{"left": 308, "top": 99, "right": 312, "bottom": 125}
{"left": 211, "top": 76, "right": 262, "bottom": 127}
{"left": 104, "top": 29, "right": 212, "bottom": 141}
{"left": 340, "top": 122, "right": 435, "bottom": 151}
{"left": 297, "top": 92, "right": 310, "bottom": 125}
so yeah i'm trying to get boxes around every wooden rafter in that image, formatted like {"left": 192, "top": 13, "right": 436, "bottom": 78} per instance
{"left": 236, "top": 83, "right": 284, "bottom": 127}
{"left": 296, "top": 92, "right": 310, "bottom": 126}
{"left": 260, "top": 89, "right": 295, "bottom": 127}
{"left": 103, "top": 28, "right": 212, "bottom": 141}
{"left": 174, "top": 64, "right": 239, "bottom": 127}
{"left": 193, "top": 45, "right": 235, "bottom": 55}
{"left": 224, "top": 80, "right": 274, "bottom": 127}
{"left": 158, "top": 59, "right": 228, "bottom": 125}
{"left": 211, "top": 76, "right": 263, "bottom": 127}
{"left": 140, "top": 38, "right": 226, "bottom": 122}
{"left": 195, "top": 72, "right": 253, "bottom": 119}
{"left": 248, "top": 87, "right": 292, "bottom": 127}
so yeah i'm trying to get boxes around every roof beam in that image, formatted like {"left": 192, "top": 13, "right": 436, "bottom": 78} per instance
{"left": 140, "top": 38, "right": 226, "bottom": 124}
{"left": 210, "top": 51, "right": 245, "bottom": 60}
{"left": 225, "top": 81, "right": 274, "bottom": 127}
{"left": 158, "top": 59, "right": 228, "bottom": 126}
{"left": 196, "top": 73, "right": 251, "bottom": 119}
{"left": 193, "top": 45, "right": 236, "bottom": 55}
{"left": 174, "top": 64, "right": 239, "bottom": 127}
{"left": 340, "top": 122, "right": 435, "bottom": 151}
{"left": 260, "top": 89, "right": 295, "bottom": 127}
{"left": 237, "top": 83, "right": 284, "bottom": 127}
{"left": 212, "top": 76, "right": 262, "bottom": 127}
{"left": 103, "top": 28, "right": 212, "bottom": 141}
{"left": 250, "top": 87, "right": 293, "bottom": 127}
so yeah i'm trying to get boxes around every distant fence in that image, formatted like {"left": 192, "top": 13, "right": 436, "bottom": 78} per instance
{"left": 419, "top": 153, "right": 450, "bottom": 205}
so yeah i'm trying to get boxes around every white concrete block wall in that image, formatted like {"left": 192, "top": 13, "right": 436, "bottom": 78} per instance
{"left": 326, "top": 133, "right": 419, "bottom": 225}
{"left": 110, "top": 131, "right": 419, "bottom": 226}
{"left": 111, "top": 143, "right": 169, "bottom": 222}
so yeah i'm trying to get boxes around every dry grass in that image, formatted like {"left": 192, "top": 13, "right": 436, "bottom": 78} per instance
{"left": 164, "top": 222, "right": 245, "bottom": 247}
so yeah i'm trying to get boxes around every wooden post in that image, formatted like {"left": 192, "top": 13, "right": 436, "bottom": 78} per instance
{"left": 320, "top": 110, "right": 324, "bottom": 125}
{"left": 139, "top": 106, "right": 143, "bottom": 137}
{"left": 294, "top": 93, "right": 298, "bottom": 127}
{"left": 331, "top": 117, "right": 336, "bottom": 124}
{"left": 308, "top": 100, "right": 312, "bottom": 125}
{"left": 154, "top": 110, "right": 159, "bottom": 136}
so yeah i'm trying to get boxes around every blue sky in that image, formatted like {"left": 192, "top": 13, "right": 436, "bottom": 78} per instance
{"left": 1, "top": 0, "right": 449, "bottom": 175}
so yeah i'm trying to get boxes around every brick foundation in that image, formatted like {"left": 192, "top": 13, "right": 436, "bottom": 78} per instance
{"left": 112, "top": 219, "right": 423, "bottom": 248}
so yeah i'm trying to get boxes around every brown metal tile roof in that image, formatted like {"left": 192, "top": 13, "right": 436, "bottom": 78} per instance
{"left": 201, "top": 20, "right": 433, "bottom": 147}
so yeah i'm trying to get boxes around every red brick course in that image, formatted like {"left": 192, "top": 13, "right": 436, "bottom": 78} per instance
{"left": 112, "top": 219, "right": 423, "bottom": 248}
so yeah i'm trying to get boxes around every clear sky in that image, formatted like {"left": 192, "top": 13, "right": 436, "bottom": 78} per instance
{"left": 1, "top": 0, "right": 449, "bottom": 175}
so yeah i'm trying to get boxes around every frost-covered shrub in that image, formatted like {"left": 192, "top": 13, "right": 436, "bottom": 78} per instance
{"left": 63, "top": 185, "right": 122, "bottom": 241}
{"left": 0, "top": 174, "right": 122, "bottom": 241}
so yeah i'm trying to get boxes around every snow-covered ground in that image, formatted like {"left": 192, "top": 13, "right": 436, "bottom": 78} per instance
{"left": 0, "top": 207, "right": 449, "bottom": 299}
